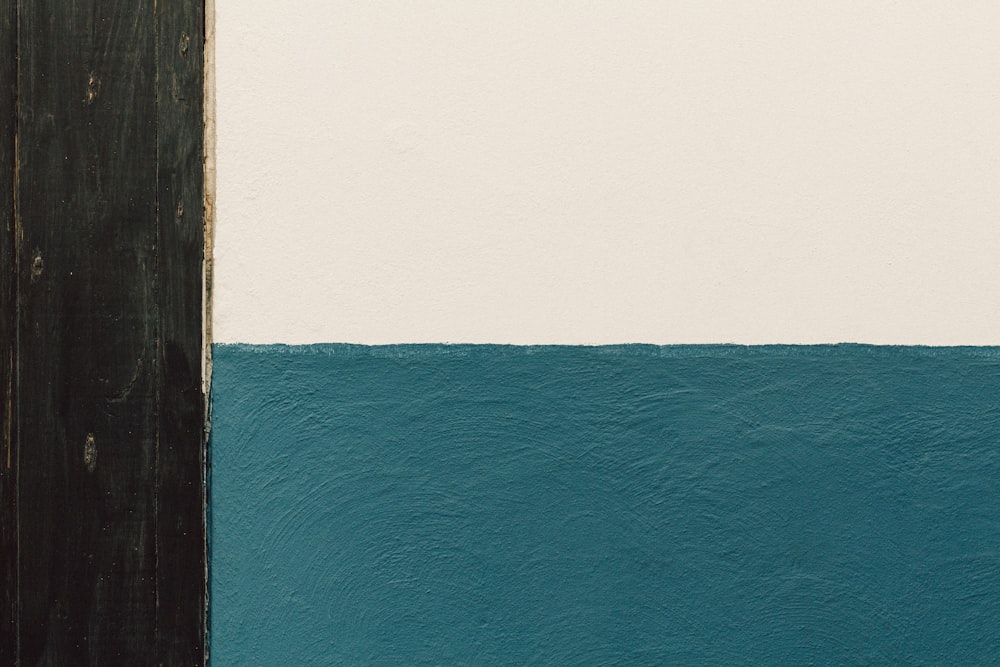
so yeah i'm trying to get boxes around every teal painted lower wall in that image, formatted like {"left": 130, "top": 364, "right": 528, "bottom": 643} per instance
{"left": 210, "top": 345, "right": 1000, "bottom": 664}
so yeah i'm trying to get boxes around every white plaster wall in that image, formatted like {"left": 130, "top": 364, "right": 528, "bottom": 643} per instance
{"left": 214, "top": 2, "right": 1000, "bottom": 344}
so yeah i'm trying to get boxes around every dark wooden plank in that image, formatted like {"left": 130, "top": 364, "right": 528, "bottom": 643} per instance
{"left": 0, "top": 0, "right": 17, "bottom": 662}
{"left": 155, "top": 1, "right": 207, "bottom": 662}
{"left": 16, "top": 1, "right": 161, "bottom": 661}
{"left": 14, "top": 0, "right": 206, "bottom": 662}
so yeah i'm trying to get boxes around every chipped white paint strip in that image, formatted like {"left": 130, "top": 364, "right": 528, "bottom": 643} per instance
{"left": 203, "top": 4, "right": 216, "bottom": 660}
{"left": 203, "top": 0, "right": 216, "bottom": 389}
{"left": 214, "top": 2, "right": 1000, "bottom": 344}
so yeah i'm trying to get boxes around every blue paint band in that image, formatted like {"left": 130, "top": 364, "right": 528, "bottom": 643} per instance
{"left": 210, "top": 344, "right": 1000, "bottom": 665}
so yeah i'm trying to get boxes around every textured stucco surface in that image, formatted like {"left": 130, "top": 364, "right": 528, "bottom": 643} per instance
{"left": 214, "top": 2, "right": 1000, "bottom": 345}
{"left": 211, "top": 344, "right": 1000, "bottom": 665}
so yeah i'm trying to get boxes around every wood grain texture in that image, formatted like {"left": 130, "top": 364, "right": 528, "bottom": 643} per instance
{"left": 155, "top": 0, "right": 207, "bottom": 662}
{"left": 1, "top": 0, "right": 17, "bottom": 661}
{"left": 12, "top": 0, "right": 205, "bottom": 663}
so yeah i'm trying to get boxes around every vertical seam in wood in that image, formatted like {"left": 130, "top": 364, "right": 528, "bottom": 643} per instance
{"left": 153, "top": 0, "right": 162, "bottom": 644}
{"left": 11, "top": 4, "right": 20, "bottom": 660}
{"left": 10, "top": 6, "right": 19, "bottom": 468}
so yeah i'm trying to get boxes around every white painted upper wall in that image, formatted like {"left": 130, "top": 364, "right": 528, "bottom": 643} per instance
{"left": 214, "top": 1, "right": 1000, "bottom": 344}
